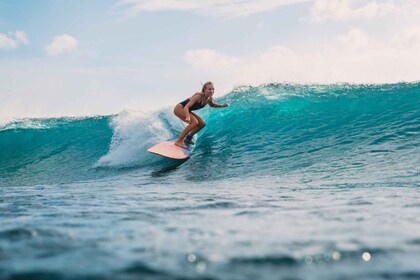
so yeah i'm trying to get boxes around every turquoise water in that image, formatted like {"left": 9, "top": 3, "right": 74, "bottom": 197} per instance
{"left": 1, "top": 83, "right": 419, "bottom": 279}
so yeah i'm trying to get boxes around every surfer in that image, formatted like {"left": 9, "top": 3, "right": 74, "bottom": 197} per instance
{"left": 174, "top": 81, "right": 228, "bottom": 149}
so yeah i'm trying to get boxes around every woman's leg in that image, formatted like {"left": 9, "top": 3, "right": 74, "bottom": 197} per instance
{"left": 187, "top": 112, "right": 206, "bottom": 137}
{"left": 173, "top": 105, "right": 198, "bottom": 148}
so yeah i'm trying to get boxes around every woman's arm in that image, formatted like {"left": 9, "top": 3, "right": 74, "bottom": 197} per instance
{"left": 209, "top": 97, "right": 228, "bottom": 108}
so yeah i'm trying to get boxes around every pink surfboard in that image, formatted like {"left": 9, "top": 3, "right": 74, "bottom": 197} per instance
{"left": 147, "top": 140, "right": 192, "bottom": 159}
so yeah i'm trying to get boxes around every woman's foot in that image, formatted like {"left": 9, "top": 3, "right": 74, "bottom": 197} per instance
{"left": 174, "top": 141, "right": 188, "bottom": 149}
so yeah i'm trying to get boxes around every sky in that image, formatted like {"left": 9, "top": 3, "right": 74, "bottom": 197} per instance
{"left": 1, "top": 0, "right": 420, "bottom": 121}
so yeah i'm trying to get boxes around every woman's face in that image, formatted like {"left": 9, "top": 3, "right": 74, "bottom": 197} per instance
{"left": 204, "top": 84, "right": 215, "bottom": 97}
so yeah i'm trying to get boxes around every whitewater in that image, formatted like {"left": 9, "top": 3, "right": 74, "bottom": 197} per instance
{"left": 1, "top": 83, "right": 419, "bottom": 280}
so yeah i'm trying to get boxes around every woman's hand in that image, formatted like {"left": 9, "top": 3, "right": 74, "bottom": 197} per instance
{"left": 222, "top": 103, "right": 229, "bottom": 107}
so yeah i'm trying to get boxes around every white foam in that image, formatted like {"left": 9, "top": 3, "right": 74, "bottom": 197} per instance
{"left": 96, "top": 108, "right": 184, "bottom": 168}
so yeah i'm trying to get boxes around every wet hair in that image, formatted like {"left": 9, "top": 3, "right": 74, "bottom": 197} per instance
{"left": 201, "top": 81, "right": 213, "bottom": 93}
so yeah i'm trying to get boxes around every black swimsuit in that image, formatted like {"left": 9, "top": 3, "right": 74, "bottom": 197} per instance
{"left": 179, "top": 95, "right": 207, "bottom": 111}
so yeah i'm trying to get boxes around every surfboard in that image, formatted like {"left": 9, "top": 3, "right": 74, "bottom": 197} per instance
{"left": 147, "top": 140, "right": 193, "bottom": 159}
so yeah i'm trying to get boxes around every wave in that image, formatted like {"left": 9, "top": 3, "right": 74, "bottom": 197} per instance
{"left": 0, "top": 116, "right": 113, "bottom": 186}
{"left": 1, "top": 83, "right": 419, "bottom": 187}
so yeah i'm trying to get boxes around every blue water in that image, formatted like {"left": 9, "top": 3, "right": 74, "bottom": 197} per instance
{"left": 1, "top": 83, "right": 419, "bottom": 279}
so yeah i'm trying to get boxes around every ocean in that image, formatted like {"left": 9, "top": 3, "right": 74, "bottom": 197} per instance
{"left": 1, "top": 83, "right": 419, "bottom": 280}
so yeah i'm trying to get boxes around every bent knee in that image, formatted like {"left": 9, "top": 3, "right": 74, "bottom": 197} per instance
{"left": 191, "top": 119, "right": 199, "bottom": 126}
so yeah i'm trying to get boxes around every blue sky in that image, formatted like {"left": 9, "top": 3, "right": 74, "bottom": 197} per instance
{"left": 1, "top": 0, "right": 420, "bottom": 120}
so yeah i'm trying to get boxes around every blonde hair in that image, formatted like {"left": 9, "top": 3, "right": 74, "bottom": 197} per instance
{"left": 201, "top": 81, "right": 213, "bottom": 93}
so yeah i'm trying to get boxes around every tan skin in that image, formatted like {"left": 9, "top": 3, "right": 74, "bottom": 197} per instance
{"left": 173, "top": 83, "right": 228, "bottom": 149}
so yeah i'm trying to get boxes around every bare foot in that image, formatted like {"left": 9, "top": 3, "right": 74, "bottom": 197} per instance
{"left": 183, "top": 138, "right": 195, "bottom": 145}
{"left": 174, "top": 142, "right": 188, "bottom": 149}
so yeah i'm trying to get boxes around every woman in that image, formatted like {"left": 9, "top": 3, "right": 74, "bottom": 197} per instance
{"left": 174, "top": 81, "right": 228, "bottom": 149}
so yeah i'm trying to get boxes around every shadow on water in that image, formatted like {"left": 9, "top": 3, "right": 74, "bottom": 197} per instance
{"left": 150, "top": 158, "right": 189, "bottom": 177}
